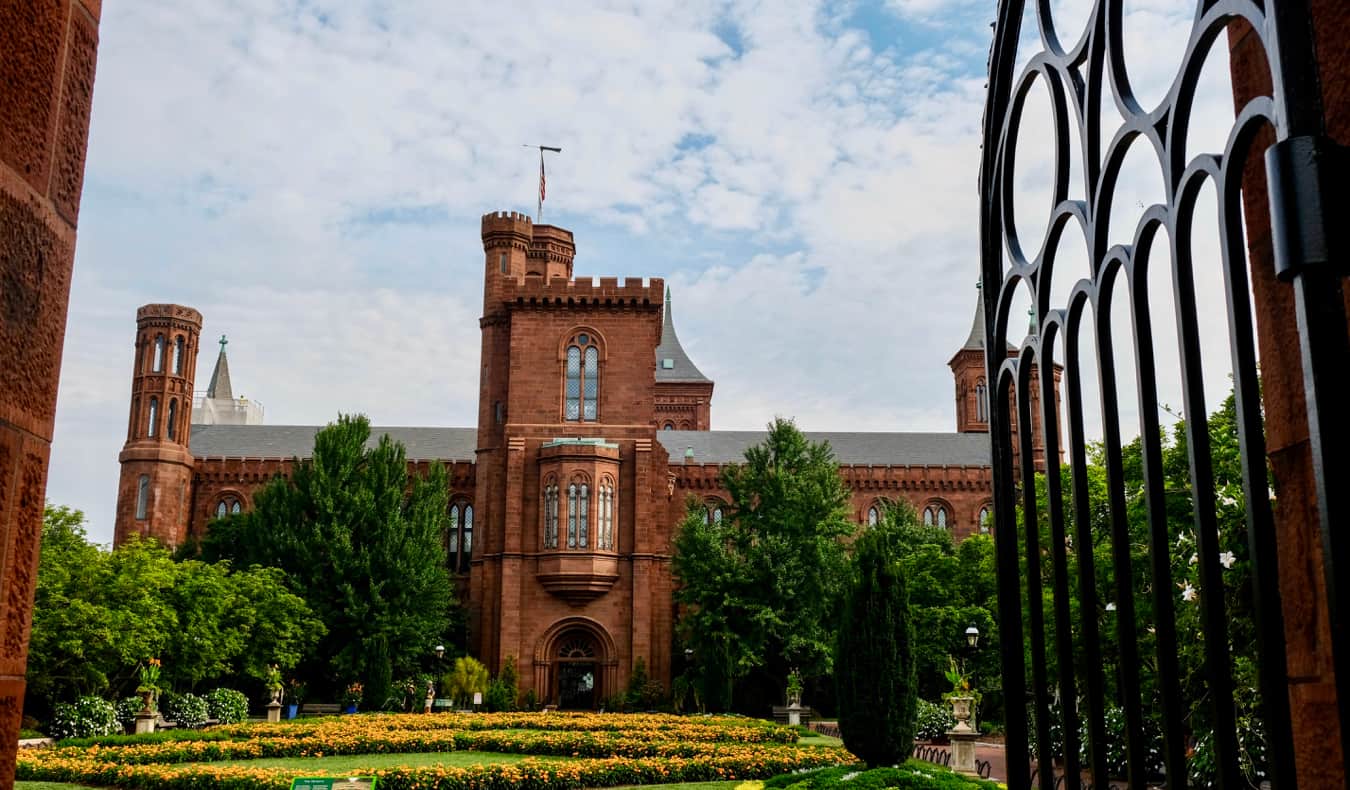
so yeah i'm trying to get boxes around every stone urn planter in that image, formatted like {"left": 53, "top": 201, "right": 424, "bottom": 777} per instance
{"left": 138, "top": 689, "right": 156, "bottom": 716}
{"left": 947, "top": 695, "right": 975, "bottom": 733}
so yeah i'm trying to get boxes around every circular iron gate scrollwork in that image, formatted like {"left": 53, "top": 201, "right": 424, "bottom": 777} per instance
{"left": 978, "top": 1, "right": 1340, "bottom": 788}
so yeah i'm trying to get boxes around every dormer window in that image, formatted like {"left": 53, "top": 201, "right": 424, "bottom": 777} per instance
{"left": 565, "top": 333, "right": 599, "bottom": 421}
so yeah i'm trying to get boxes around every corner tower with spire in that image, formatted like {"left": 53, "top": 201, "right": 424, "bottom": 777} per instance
{"left": 653, "top": 288, "right": 714, "bottom": 431}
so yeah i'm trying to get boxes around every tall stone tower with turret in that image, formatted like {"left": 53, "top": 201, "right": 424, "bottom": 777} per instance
{"left": 113, "top": 304, "right": 202, "bottom": 547}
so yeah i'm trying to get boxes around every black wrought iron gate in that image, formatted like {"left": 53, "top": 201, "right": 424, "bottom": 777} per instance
{"left": 979, "top": 1, "right": 1348, "bottom": 787}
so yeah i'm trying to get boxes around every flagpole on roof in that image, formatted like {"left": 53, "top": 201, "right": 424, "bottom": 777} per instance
{"left": 524, "top": 144, "right": 562, "bottom": 223}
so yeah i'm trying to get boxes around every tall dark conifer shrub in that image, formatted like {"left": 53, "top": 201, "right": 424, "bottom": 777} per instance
{"left": 836, "top": 523, "right": 917, "bottom": 767}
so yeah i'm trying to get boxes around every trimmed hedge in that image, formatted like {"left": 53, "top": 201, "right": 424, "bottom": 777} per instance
{"left": 765, "top": 764, "right": 1001, "bottom": 790}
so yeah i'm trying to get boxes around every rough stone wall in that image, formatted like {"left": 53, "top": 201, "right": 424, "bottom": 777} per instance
{"left": 670, "top": 461, "right": 994, "bottom": 542}
{"left": 1229, "top": 5, "right": 1349, "bottom": 784}
{"left": 654, "top": 381, "right": 713, "bottom": 430}
{"left": 0, "top": 0, "right": 101, "bottom": 781}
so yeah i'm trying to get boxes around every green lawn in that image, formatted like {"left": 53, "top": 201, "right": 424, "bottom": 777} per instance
{"left": 194, "top": 749, "right": 565, "bottom": 772}
{"left": 798, "top": 732, "right": 844, "bottom": 747}
{"left": 611, "top": 783, "right": 741, "bottom": 790}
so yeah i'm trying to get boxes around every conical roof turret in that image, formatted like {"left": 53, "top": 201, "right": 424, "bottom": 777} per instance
{"left": 206, "top": 334, "right": 233, "bottom": 399}
{"left": 655, "top": 288, "right": 711, "bottom": 383}
{"left": 962, "top": 282, "right": 986, "bottom": 351}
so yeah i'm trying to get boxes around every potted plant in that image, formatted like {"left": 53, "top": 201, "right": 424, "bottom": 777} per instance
{"left": 342, "top": 682, "right": 363, "bottom": 714}
{"left": 785, "top": 668, "right": 803, "bottom": 708}
{"left": 943, "top": 657, "right": 979, "bottom": 733}
{"left": 135, "top": 658, "right": 162, "bottom": 715}
{"left": 286, "top": 678, "right": 305, "bottom": 719}
{"left": 265, "top": 664, "right": 284, "bottom": 704}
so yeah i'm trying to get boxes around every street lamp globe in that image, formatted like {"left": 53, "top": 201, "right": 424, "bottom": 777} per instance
{"left": 965, "top": 625, "right": 980, "bottom": 650}
{"left": 434, "top": 644, "right": 446, "bottom": 659}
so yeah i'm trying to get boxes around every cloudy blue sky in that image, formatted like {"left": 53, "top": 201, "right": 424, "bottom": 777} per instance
{"left": 50, "top": 0, "right": 1234, "bottom": 544}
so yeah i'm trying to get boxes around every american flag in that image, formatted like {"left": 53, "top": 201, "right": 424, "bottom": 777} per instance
{"left": 539, "top": 151, "right": 546, "bottom": 205}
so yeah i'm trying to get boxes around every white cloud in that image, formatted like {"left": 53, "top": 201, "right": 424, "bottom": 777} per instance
{"left": 49, "top": 0, "right": 1241, "bottom": 543}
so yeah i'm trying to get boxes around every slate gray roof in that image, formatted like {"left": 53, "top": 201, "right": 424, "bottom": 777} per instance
{"left": 188, "top": 424, "right": 990, "bottom": 467}
{"left": 655, "top": 430, "right": 991, "bottom": 466}
{"left": 655, "top": 289, "right": 711, "bottom": 383}
{"left": 189, "top": 424, "right": 479, "bottom": 461}
{"left": 962, "top": 284, "right": 986, "bottom": 351}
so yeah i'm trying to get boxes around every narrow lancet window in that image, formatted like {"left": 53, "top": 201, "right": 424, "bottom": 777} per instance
{"left": 147, "top": 397, "right": 159, "bottom": 438}
{"left": 136, "top": 475, "right": 150, "bottom": 520}
{"left": 567, "top": 484, "right": 578, "bottom": 547}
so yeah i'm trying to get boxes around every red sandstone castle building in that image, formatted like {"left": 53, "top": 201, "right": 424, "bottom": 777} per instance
{"left": 112, "top": 211, "right": 1058, "bottom": 708}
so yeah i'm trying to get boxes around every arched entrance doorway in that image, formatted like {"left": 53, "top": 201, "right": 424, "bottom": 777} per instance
{"left": 534, "top": 617, "right": 618, "bottom": 710}
{"left": 555, "top": 633, "right": 599, "bottom": 709}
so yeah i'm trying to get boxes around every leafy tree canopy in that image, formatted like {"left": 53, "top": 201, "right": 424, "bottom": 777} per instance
{"left": 196, "top": 414, "right": 459, "bottom": 693}
{"left": 672, "top": 417, "right": 855, "bottom": 711}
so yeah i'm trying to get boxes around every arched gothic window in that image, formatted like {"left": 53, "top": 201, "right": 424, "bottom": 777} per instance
{"left": 136, "top": 475, "right": 150, "bottom": 520}
{"left": 598, "top": 479, "right": 616, "bottom": 549}
{"left": 147, "top": 397, "right": 159, "bottom": 438}
{"left": 578, "top": 483, "right": 590, "bottom": 548}
{"left": 703, "top": 501, "right": 725, "bottom": 525}
{"left": 448, "top": 501, "right": 473, "bottom": 573}
{"left": 166, "top": 399, "right": 178, "bottom": 440}
{"left": 567, "top": 484, "right": 579, "bottom": 547}
{"left": 152, "top": 335, "right": 165, "bottom": 372}
{"left": 975, "top": 378, "right": 988, "bottom": 422}
{"left": 543, "top": 483, "right": 559, "bottom": 548}
{"left": 564, "top": 334, "right": 600, "bottom": 421}
{"left": 923, "top": 504, "right": 950, "bottom": 529}
{"left": 979, "top": 506, "right": 992, "bottom": 533}
{"left": 172, "top": 336, "right": 184, "bottom": 375}
{"left": 867, "top": 506, "right": 879, "bottom": 526}
{"left": 215, "top": 496, "right": 243, "bottom": 518}
{"left": 663, "top": 422, "right": 674, "bottom": 430}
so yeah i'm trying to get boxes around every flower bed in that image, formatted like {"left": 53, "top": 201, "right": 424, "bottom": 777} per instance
{"left": 19, "top": 712, "right": 850, "bottom": 790}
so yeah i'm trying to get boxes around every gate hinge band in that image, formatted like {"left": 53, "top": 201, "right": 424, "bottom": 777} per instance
{"left": 1266, "top": 134, "right": 1348, "bottom": 282}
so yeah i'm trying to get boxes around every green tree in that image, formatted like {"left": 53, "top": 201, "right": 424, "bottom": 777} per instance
{"left": 445, "top": 656, "right": 489, "bottom": 707}
{"left": 836, "top": 519, "right": 918, "bottom": 767}
{"left": 27, "top": 506, "right": 323, "bottom": 715}
{"left": 197, "top": 414, "right": 458, "bottom": 693}
{"left": 672, "top": 417, "right": 854, "bottom": 711}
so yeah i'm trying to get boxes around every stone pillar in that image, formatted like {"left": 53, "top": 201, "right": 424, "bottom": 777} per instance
{"left": 266, "top": 700, "right": 281, "bottom": 723}
{"left": 134, "top": 712, "right": 155, "bottom": 735}
{"left": 946, "top": 696, "right": 978, "bottom": 777}
{"left": 0, "top": 1, "right": 102, "bottom": 785}
{"left": 1229, "top": 5, "right": 1349, "bottom": 786}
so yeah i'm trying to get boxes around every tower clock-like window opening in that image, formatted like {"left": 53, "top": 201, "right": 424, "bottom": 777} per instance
{"left": 564, "top": 334, "right": 600, "bottom": 421}
{"left": 923, "top": 504, "right": 949, "bottom": 529}
{"left": 172, "top": 336, "right": 184, "bottom": 375}
{"left": 136, "top": 475, "right": 150, "bottom": 520}
{"left": 975, "top": 378, "right": 988, "bottom": 422}
{"left": 152, "top": 335, "right": 165, "bottom": 372}
{"left": 543, "top": 484, "right": 559, "bottom": 548}
{"left": 166, "top": 399, "right": 178, "bottom": 440}
{"left": 147, "top": 397, "right": 159, "bottom": 438}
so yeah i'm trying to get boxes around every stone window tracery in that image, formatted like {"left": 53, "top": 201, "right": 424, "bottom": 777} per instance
{"left": 215, "top": 496, "right": 243, "bottom": 518}
{"left": 564, "top": 334, "right": 600, "bottom": 422}
{"left": 923, "top": 503, "right": 950, "bottom": 529}
{"left": 449, "top": 500, "right": 473, "bottom": 573}
{"left": 578, "top": 483, "right": 590, "bottom": 548}
{"left": 979, "top": 505, "right": 992, "bottom": 533}
{"left": 703, "top": 500, "right": 725, "bottom": 525}
{"left": 867, "top": 506, "right": 880, "bottom": 526}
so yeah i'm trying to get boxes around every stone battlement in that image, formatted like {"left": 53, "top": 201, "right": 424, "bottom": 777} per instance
{"left": 136, "top": 303, "right": 203, "bottom": 325}
{"left": 501, "top": 275, "right": 664, "bottom": 306}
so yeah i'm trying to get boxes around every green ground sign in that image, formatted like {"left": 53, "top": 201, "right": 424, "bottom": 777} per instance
{"left": 290, "top": 778, "right": 376, "bottom": 790}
